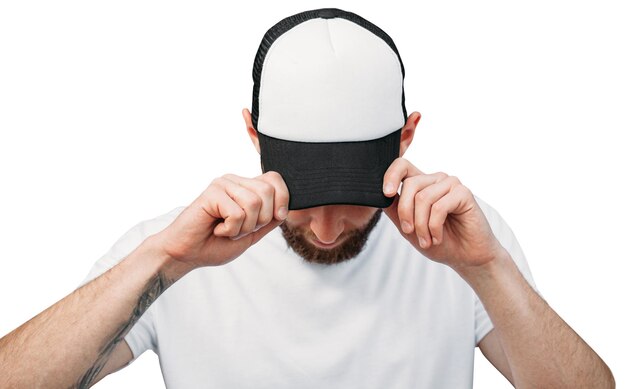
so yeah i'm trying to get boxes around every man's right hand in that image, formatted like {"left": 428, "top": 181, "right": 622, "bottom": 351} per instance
{"left": 0, "top": 172, "right": 288, "bottom": 388}
{"left": 154, "top": 171, "right": 289, "bottom": 270}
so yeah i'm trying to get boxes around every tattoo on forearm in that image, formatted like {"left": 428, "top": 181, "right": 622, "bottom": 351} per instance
{"left": 76, "top": 272, "right": 175, "bottom": 388}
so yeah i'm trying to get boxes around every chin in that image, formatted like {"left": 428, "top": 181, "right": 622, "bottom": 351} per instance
{"left": 279, "top": 209, "right": 382, "bottom": 265}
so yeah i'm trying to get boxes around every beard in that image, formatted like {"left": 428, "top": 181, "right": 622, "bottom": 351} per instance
{"left": 279, "top": 209, "right": 382, "bottom": 265}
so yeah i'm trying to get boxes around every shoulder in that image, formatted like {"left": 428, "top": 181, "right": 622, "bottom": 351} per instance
{"left": 105, "top": 206, "right": 186, "bottom": 258}
{"left": 474, "top": 196, "right": 538, "bottom": 290}
{"left": 79, "top": 206, "right": 186, "bottom": 287}
{"left": 474, "top": 196, "right": 505, "bottom": 228}
{"left": 474, "top": 196, "right": 520, "bottom": 247}
{"left": 130, "top": 206, "right": 186, "bottom": 239}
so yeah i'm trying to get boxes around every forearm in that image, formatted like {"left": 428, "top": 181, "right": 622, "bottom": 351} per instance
{"left": 457, "top": 252, "right": 614, "bottom": 388}
{"left": 0, "top": 235, "right": 190, "bottom": 388}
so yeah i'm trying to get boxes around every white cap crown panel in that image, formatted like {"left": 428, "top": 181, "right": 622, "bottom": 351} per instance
{"left": 258, "top": 18, "right": 405, "bottom": 142}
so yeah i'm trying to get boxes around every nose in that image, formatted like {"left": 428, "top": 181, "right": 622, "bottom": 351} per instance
{"left": 309, "top": 206, "right": 345, "bottom": 244}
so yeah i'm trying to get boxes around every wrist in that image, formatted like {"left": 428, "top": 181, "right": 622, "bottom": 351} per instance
{"left": 453, "top": 246, "right": 512, "bottom": 289}
{"left": 141, "top": 234, "right": 197, "bottom": 283}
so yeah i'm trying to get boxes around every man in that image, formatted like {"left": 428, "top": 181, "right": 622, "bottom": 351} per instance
{"left": 0, "top": 8, "right": 614, "bottom": 388}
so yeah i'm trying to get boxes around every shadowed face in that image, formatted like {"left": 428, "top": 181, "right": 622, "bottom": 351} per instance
{"left": 279, "top": 205, "right": 382, "bottom": 265}
{"left": 241, "top": 108, "right": 420, "bottom": 265}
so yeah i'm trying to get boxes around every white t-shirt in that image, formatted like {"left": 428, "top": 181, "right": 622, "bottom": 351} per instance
{"left": 80, "top": 198, "right": 536, "bottom": 388}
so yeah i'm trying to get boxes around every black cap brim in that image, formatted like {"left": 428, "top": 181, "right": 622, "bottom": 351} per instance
{"left": 259, "top": 129, "right": 401, "bottom": 210}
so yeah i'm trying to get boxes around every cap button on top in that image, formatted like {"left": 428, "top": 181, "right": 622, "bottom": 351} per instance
{"left": 318, "top": 9, "right": 339, "bottom": 19}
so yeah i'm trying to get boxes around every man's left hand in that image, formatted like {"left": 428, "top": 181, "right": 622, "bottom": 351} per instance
{"left": 382, "top": 158, "right": 507, "bottom": 271}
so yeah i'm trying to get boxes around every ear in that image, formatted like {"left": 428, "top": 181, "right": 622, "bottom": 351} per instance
{"left": 242, "top": 108, "right": 261, "bottom": 154}
{"left": 399, "top": 111, "right": 420, "bottom": 157}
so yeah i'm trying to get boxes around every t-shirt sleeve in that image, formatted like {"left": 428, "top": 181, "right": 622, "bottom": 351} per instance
{"left": 472, "top": 197, "right": 539, "bottom": 346}
{"left": 77, "top": 206, "right": 185, "bottom": 359}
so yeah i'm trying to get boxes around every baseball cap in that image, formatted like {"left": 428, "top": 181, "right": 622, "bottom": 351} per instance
{"left": 251, "top": 8, "right": 407, "bottom": 210}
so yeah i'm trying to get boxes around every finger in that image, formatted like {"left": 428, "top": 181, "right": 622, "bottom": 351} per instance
{"left": 382, "top": 194, "right": 403, "bottom": 232}
{"left": 382, "top": 158, "right": 424, "bottom": 197}
{"left": 413, "top": 176, "right": 459, "bottom": 248}
{"left": 247, "top": 217, "right": 285, "bottom": 246}
{"left": 397, "top": 173, "right": 448, "bottom": 234}
{"left": 428, "top": 184, "right": 471, "bottom": 245}
{"left": 210, "top": 189, "right": 246, "bottom": 237}
{"left": 383, "top": 194, "right": 422, "bottom": 250}
{"left": 257, "top": 171, "right": 290, "bottom": 220}
{"left": 214, "top": 177, "right": 262, "bottom": 237}
{"left": 223, "top": 174, "right": 275, "bottom": 229}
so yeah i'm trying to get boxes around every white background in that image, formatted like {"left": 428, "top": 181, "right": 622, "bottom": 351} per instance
{"left": 1, "top": 0, "right": 624, "bottom": 387}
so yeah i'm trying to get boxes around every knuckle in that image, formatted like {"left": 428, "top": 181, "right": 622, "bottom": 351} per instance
{"left": 434, "top": 171, "right": 448, "bottom": 180}
{"left": 257, "top": 213, "right": 273, "bottom": 225}
{"left": 211, "top": 177, "right": 225, "bottom": 186}
{"left": 231, "top": 209, "right": 246, "bottom": 221}
{"left": 447, "top": 175, "right": 461, "bottom": 185}
{"left": 403, "top": 175, "right": 418, "bottom": 187}
{"left": 262, "top": 171, "right": 289, "bottom": 196}
{"left": 257, "top": 181, "right": 274, "bottom": 197}
{"left": 455, "top": 184, "right": 471, "bottom": 197}
{"left": 429, "top": 206, "right": 443, "bottom": 221}
{"left": 222, "top": 223, "right": 237, "bottom": 234}
{"left": 243, "top": 194, "right": 262, "bottom": 210}
{"left": 262, "top": 171, "right": 284, "bottom": 188}
{"left": 264, "top": 170, "right": 282, "bottom": 180}
{"left": 203, "top": 184, "right": 218, "bottom": 199}
{"left": 414, "top": 191, "right": 428, "bottom": 203}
